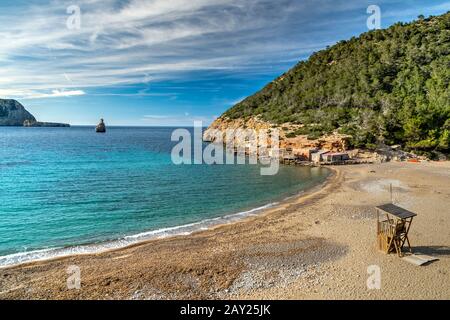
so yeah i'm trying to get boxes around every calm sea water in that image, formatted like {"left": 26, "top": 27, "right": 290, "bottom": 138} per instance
{"left": 0, "top": 126, "right": 330, "bottom": 266}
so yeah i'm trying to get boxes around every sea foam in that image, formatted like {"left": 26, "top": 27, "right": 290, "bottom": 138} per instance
{"left": 0, "top": 202, "right": 277, "bottom": 268}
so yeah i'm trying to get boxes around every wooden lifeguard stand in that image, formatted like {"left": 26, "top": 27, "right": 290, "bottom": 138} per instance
{"left": 376, "top": 203, "right": 417, "bottom": 257}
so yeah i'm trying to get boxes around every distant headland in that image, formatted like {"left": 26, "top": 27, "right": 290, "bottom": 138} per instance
{"left": 0, "top": 99, "right": 70, "bottom": 127}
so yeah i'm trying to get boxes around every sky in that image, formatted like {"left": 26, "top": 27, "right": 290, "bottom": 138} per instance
{"left": 0, "top": 0, "right": 449, "bottom": 126}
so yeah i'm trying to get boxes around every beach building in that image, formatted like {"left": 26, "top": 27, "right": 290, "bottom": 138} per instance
{"left": 323, "top": 152, "right": 350, "bottom": 163}
{"left": 307, "top": 148, "right": 320, "bottom": 161}
{"left": 311, "top": 150, "right": 330, "bottom": 163}
{"left": 279, "top": 146, "right": 298, "bottom": 164}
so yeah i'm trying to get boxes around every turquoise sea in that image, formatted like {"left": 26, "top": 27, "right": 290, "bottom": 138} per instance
{"left": 0, "top": 127, "right": 330, "bottom": 266}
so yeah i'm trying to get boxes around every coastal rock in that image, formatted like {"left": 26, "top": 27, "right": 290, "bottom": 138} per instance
{"left": 0, "top": 99, "right": 36, "bottom": 126}
{"left": 23, "top": 120, "right": 70, "bottom": 127}
{"left": 203, "top": 116, "right": 272, "bottom": 142}
{"left": 0, "top": 99, "right": 70, "bottom": 127}
{"left": 204, "top": 116, "right": 351, "bottom": 159}
{"left": 96, "top": 118, "right": 106, "bottom": 133}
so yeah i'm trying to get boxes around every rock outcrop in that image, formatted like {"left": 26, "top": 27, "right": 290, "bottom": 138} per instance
{"left": 23, "top": 120, "right": 70, "bottom": 127}
{"left": 0, "top": 99, "right": 70, "bottom": 127}
{"left": 204, "top": 116, "right": 272, "bottom": 142}
{"left": 0, "top": 99, "right": 36, "bottom": 126}
{"left": 96, "top": 118, "right": 106, "bottom": 133}
{"left": 204, "top": 116, "right": 351, "bottom": 159}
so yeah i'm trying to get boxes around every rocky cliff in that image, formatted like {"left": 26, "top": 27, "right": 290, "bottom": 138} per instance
{"left": 0, "top": 99, "right": 36, "bottom": 126}
{"left": 204, "top": 116, "right": 351, "bottom": 159}
{"left": 0, "top": 99, "right": 70, "bottom": 127}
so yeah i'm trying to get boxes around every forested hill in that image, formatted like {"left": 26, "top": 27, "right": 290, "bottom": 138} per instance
{"left": 223, "top": 12, "right": 450, "bottom": 156}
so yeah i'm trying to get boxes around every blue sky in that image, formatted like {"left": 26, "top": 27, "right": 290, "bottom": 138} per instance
{"left": 1, "top": 0, "right": 449, "bottom": 126}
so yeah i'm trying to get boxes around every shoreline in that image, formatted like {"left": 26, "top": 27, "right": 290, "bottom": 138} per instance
{"left": 0, "top": 168, "right": 336, "bottom": 270}
{"left": 1, "top": 161, "right": 448, "bottom": 300}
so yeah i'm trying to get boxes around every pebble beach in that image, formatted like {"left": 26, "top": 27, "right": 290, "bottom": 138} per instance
{"left": 0, "top": 161, "right": 449, "bottom": 300}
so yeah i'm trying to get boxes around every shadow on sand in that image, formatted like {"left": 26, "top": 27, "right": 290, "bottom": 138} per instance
{"left": 412, "top": 245, "right": 450, "bottom": 257}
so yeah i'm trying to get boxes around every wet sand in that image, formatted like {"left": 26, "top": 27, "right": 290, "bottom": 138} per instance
{"left": 0, "top": 161, "right": 449, "bottom": 299}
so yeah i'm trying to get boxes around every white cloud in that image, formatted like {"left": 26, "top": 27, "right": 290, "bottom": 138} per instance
{"left": 0, "top": 0, "right": 447, "bottom": 100}
{"left": 0, "top": 0, "right": 334, "bottom": 98}
{"left": 141, "top": 112, "right": 212, "bottom": 126}
{"left": 0, "top": 89, "right": 85, "bottom": 100}
{"left": 24, "top": 90, "right": 86, "bottom": 99}
{"left": 143, "top": 114, "right": 170, "bottom": 119}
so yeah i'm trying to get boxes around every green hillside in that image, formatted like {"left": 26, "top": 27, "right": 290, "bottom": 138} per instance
{"left": 224, "top": 13, "right": 450, "bottom": 157}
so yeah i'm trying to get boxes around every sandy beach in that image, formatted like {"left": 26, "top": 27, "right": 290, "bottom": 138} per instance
{"left": 0, "top": 161, "right": 449, "bottom": 300}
